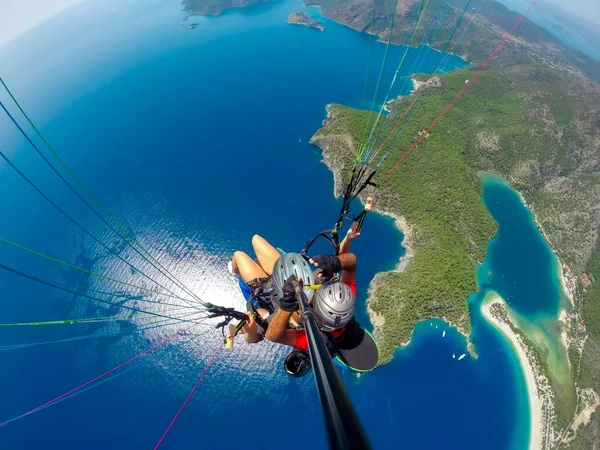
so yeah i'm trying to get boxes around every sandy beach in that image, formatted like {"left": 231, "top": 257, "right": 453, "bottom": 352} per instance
{"left": 481, "top": 293, "right": 546, "bottom": 450}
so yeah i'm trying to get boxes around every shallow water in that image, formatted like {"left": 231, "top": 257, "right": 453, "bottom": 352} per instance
{"left": 477, "top": 173, "right": 572, "bottom": 424}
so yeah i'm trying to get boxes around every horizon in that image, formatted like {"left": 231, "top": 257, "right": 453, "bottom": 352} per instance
{"left": 0, "top": 0, "right": 83, "bottom": 49}
{"left": 1, "top": 0, "right": 599, "bottom": 57}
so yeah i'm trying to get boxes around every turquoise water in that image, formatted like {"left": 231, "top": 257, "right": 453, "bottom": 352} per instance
{"left": 479, "top": 173, "right": 563, "bottom": 319}
{"left": 0, "top": 1, "right": 531, "bottom": 449}
{"left": 477, "top": 173, "right": 571, "bottom": 393}
{"left": 463, "top": 173, "right": 571, "bottom": 450}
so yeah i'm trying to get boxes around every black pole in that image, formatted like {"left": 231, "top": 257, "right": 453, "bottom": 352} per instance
{"left": 295, "top": 285, "right": 371, "bottom": 450}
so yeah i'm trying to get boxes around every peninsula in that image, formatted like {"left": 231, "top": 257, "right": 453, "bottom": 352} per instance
{"left": 287, "top": 12, "right": 325, "bottom": 31}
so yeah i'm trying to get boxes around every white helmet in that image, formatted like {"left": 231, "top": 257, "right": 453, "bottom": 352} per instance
{"left": 313, "top": 280, "right": 355, "bottom": 330}
{"left": 271, "top": 253, "right": 315, "bottom": 301}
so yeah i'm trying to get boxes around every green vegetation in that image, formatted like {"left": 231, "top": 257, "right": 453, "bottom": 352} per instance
{"left": 307, "top": 0, "right": 600, "bottom": 82}
{"left": 565, "top": 244, "right": 600, "bottom": 449}
{"left": 494, "top": 301, "right": 576, "bottom": 430}
{"left": 313, "top": 51, "right": 599, "bottom": 436}
{"left": 582, "top": 245, "right": 600, "bottom": 345}
{"left": 314, "top": 90, "right": 499, "bottom": 363}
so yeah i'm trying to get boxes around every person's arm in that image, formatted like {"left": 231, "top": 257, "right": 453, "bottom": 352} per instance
{"left": 264, "top": 309, "right": 298, "bottom": 346}
{"left": 264, "top": 275, "right": 300, "bottom": 346}
{"left": 339, "top": 253, "right": 356, "bottom": 284}
{"left": 339, "top": 222, "right": 360, "bottom": 255}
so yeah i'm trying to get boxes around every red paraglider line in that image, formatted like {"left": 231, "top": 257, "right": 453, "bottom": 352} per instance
{"left": 154, "top": 348, "right": 221, "bottom": 449}
{"left": 385, "top": 0, "right": 538, "bottom": 178}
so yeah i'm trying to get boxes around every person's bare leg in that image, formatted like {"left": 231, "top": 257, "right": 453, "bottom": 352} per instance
{"left": 231, "top": 251, "right": 268, "bottom": 283}
{"left": 251, "top": 235, "right": 281, "bottom": 275}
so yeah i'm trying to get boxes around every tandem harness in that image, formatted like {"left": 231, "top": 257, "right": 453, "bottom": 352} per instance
{"left": 300, "top": 170, "right": 376, "bottom": 261}
{"left": 244, "top": 276, "right": 281, "bottom": 340}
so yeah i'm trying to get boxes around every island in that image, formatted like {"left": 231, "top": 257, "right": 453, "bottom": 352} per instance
{"left": 287, "top": 12, "right": 325, "bottom": 31}
{"left": 182, "top": 0, "right": 274, "bottom": 17}
{"left": 308, "top": 0, "right": 600, "bottom": 448}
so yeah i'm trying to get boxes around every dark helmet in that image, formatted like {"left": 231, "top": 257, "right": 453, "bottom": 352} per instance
{"left": 313, "top": 280, "right": 355, "bottom": 331}
{"left": 271, "top": 253, "right": 315, "bottom": 301}
{"left": 284, "top": 349, "right": 312, "bottom": 377}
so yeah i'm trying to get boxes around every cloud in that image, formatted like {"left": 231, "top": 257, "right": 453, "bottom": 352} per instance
{"left": 0, "top": 0, "right": 84, "bottom": 48}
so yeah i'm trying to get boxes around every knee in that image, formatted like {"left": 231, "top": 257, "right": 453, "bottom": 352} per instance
{"left": 233, "top": 251, "right": 247, "bottom": 262}
{"left": 251, "top": 234, "right": 265, "bottom": 247}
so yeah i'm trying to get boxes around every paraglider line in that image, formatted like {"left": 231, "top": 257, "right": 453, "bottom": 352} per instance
{"left": 385, "top": 0, "right": 538, "bottom": 178}
{"left": 154, "top": 348, "right": 221, "bottom": 449}
{"left": 0, "top": 328, "right": 189, "bottom": 429}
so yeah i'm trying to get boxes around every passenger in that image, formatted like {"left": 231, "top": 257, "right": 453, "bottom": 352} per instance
{"left": 229, "top": 223, "right": 378, "bottom": 374}
{"left": 228, "top": 223, "right": 360, "bottom": 344}
{"left": 264, "top": 253, "right": 357, "bottom": 350}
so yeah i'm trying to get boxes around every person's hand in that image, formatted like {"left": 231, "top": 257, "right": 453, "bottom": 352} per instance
{"left": 280, "top": 275, "right": 299, "bottom": 312}
{"left": 310, "top": 254, "right": 342, "bottom": 280}
{"left": 346, "top": 222, "right": 361, "bottom": 240}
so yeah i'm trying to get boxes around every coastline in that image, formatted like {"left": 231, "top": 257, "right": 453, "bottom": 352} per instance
{"left": 482, "top": 171, "right": 576, "bottom": 310}
{"left": 364, "top": 208, "right": 473, "bottom": 352}
{"left": 311, "top": 108, "right": 472, "bottom": 349}
{"left": 488, "top": 172, "right": 576, "bottom": 357}
{"left": 364, "top": 209, "right": 414, "bottom": 334}
{"left": 481, "top": 293, "right": 550, "bottom": 450}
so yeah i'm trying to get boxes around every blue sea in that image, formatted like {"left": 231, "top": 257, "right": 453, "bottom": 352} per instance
{"left": 0, "top": 1, "right": 564, "bottom": 448}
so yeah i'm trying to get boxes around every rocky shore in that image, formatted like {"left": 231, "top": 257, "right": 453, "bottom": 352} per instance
{"left": 287, "top": 12, "right": 325, "bottom": 31}
{"left": 182, "top": 0, "right": 273, "bottom": 17}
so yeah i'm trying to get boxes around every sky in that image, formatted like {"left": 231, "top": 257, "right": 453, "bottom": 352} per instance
{"left": 546, "top": 0, "right": 600, "bottom": 25}
{"left": 0, "top": 0, "right": 598, "bottom": 47}
{"left": 0, "top": 0, "right": 597, "bottom": 55}
{"left": 0, "top": 0, "right": 84, "bottom": 48}
{"left": 500, "top": 0, "right": 600, "bottom": 26}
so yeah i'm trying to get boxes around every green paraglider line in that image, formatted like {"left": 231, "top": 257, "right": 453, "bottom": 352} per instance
{"left": 0, "top": 262, "right": 211, "bottom": 325}
{"left": 0, "top": 311, "right": 206, "bottom": 352}
{"left": 355, "top": 0, "right": 402, "bottom": 165}
{"left": 0, "top": 76, "right": 207, "bottom": 307}
{"left": 0, "top": 314, "right": 135, "bottom": 327}
{"left": 0, "top": 236, "right": 193, "bottom": 302}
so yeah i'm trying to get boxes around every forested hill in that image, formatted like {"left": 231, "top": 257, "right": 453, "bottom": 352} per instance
{"left": 304, "top": 0, "right": 600, "bottom": 83}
